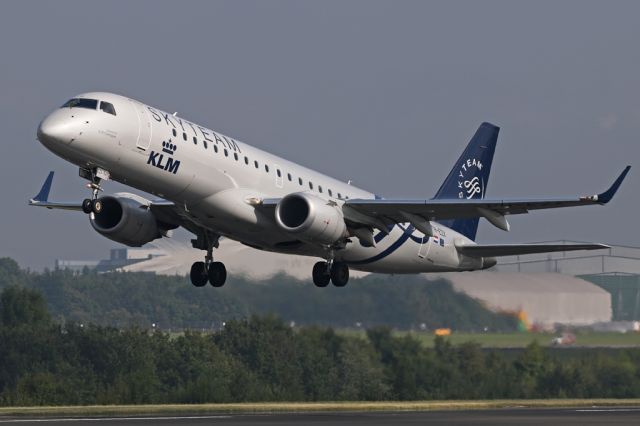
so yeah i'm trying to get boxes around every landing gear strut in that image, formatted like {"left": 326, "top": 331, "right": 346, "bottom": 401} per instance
{"left": 312, "top": 260, "right": 349, "bottom": 287}
{"left": 80, "top": 168, "right": 103, "bottom": 215}
{"left": 190, "top": 231, "right": 226, "bottom": 288}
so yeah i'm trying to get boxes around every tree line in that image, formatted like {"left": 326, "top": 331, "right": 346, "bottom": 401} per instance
{"left": 1, "top": 285, "right": 640, "bottom": 405}
{"left": 0, "top": 257, "right": 516, "bottom": 331}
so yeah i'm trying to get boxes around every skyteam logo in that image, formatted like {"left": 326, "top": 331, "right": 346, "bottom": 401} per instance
{"left": 458, "top": 158, "right": 483, "bottom": 199}
{"left": 147, "top": 139, "right": 180, "bottom": 174}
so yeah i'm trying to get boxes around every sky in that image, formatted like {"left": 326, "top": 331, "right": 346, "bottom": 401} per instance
{"left": 0, "top": 0, "right": 638, "bottom": 269}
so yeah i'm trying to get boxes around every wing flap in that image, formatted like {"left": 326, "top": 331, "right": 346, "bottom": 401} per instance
{"left": 456, "top": 243, "right": 609, "bottom": 258}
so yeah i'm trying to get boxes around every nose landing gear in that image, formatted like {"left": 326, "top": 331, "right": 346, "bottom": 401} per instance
{"left": 80, "top": 169, "right": 104, "bottom": 215}
{"left": 81, "top": 196, "right": 103, "bottom": 214}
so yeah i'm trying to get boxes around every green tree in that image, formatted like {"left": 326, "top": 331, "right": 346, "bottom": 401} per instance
{"left": 0, "top": 286, "right": 51, "bottom": 329}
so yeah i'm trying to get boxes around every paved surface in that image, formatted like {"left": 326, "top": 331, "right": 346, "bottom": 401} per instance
{"left": 2, "top": 408, "right": 640, "bottom": 425}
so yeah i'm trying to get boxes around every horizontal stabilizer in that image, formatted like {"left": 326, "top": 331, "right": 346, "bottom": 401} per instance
{"left": 456, "top": 243, "right": 609, "bottom": 258}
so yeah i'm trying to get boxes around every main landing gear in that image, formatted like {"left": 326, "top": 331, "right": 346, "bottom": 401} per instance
{"left": 312, "top": 260, "right": 349, "bottom": 287}
{"left": 190, "top": 261, "right": 226, "bottom": 288}
{"left": 190, "top": 231, "right": 227, "bottom": 288}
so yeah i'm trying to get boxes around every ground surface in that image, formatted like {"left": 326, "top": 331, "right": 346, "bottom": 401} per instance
{"left": 2, "top": 408, "right": 640, "bottom": 425}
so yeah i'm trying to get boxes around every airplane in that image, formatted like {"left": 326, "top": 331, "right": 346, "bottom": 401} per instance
{"left": 30, "top": 92, "right": 630, "bottom": 288}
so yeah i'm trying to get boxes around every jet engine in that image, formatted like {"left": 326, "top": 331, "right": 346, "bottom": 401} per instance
{"left": 90, "top": 195, "right": 162, "bottom": 247}
{"left": 275, "top": 192, "right": 347, "bottom": 245}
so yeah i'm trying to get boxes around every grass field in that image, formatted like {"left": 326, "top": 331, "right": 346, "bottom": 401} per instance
{"left": 339, "top": 330, "right": 640, "bottom": 348}
{"left": 2, "top": 400, "right": 640, "bottom": 416}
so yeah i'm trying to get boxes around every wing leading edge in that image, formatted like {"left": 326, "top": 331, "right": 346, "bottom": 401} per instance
{"left": 344, "top": 166, "right": 630, "bottom": 234}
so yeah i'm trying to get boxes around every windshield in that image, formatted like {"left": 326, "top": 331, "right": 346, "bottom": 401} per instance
{"left": 99, "top": 101, "right": 116, "bottom": 116}
{"left": 61, "top": 98, "right": 98, "bottom": 110}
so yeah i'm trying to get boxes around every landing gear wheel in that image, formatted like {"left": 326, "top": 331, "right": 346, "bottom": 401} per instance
{"left": 82, "top": 199, "right": 93, "bottom": 214}
{"left": 91, "top": 198, "right": 103, "bottom": 214}
{"left": 312, "top": 262, "right": 331, "bottom": 287}
{"left": 190, "top": 261, "right": 208, "bottom": 287}
{"left": 208, "top": 262, "right": 227, "bottom": 287}
{"left": 330, "top": 262, "right": 349, "bottom": 287}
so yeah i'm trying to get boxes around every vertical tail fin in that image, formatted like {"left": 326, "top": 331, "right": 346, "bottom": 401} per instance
{"left": 434, "top": 122, "right": 499, "bottom": 240}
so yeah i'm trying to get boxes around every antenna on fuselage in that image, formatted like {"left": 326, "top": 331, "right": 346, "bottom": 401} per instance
{"left": 172, "top": 112, "right": 178, "bottom": 117}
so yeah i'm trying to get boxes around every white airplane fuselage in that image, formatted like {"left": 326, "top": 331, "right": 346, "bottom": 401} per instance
{"left": 36, "top": 92, "right": 490, "bottom": 274}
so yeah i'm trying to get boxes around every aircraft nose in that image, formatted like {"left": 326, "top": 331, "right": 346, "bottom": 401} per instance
{"left": 37, "top": 115, "right": 73, "bottom": 145}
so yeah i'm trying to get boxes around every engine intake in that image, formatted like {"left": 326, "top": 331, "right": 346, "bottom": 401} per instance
{"left": 90, "top": 195, "right": 161, "bottom": 247}
{"left": 275, "top": 193, "right": 347, "bottom": 245}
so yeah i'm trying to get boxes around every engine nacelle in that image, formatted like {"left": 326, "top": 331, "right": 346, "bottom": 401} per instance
{"left": 90, "top": 195, "right": 161, "bottom": 247}
{"left": 275, "top": 193, "right": 347, "bottom": 245}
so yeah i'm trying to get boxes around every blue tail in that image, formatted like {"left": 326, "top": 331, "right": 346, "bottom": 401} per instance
{"left": 434, "top": 122, "right": 499, "bottom": 240}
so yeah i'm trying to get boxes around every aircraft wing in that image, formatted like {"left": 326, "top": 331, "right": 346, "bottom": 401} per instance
{"left": 343, "top": 166, "right": 630, "bottom": 233}
{"left": 456, "top": 243, "right": 609, "bottom": 258}
{"left": 28, "top": 171, "right": 84, "bottom": 210}
{"left": 29, "top": 172, "right": 185, "bottom": 224}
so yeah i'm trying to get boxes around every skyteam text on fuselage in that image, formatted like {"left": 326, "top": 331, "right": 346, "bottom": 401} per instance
{"left": 31, "top": 92, "right": 630, "bottom": 287}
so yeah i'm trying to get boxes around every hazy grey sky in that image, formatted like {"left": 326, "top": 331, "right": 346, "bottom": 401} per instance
{"left": 1, "top": 0, "right": 638, "bottom": 269}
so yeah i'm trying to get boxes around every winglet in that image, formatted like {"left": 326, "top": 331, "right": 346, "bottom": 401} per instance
{"left": 597, "top": 166, "right": 631, "bottom": 204}
{"left": 31, "top": 171, "right": 54, "bottom": 203}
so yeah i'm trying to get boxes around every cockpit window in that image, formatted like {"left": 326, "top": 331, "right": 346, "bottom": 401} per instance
{"left": 99, "top": 101, "right": 116, "bottom": 116}
{"left": 61, "top": 98, "right": 98, "bottom": 110}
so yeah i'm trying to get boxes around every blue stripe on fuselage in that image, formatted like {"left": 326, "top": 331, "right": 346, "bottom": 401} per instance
{"left": 348, "top": 224, "right": 416, "bottom": 265}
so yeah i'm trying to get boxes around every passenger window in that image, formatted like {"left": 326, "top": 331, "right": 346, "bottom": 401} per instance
{"left": 224, "top": 149, "right": 228, "bottom": 157}
{"left": 277, "top": 169, "right": 282, "bottom": 178}
{"left": 338, "top": 193, "right": 342, "bottom": 199}
{"left": 287, "top": 173, "right": 292, "bottom": 181}
{"left": 61, "top": 98, "right": 98, "bottom": 110}
{"left": 309, "top": 182, "right": 314, "bottom": 190}
{"left": 244, "top": 156, "right": 249, "bottom": 165}
{"left": 328, "top": 189, "right": 333, "bottom": 196}
{"left": 172, "top": 129, "right": 177, "bottom": 137}
{"left": 99, "top": 101, "right": 116, "bottom": 116}
{"left": 318, "top": 186, "right": 323, "bottom": 193}
{"left": 234, "top": 153, "right": 239, "bottom": 161}
{"left": 183, "top": 133, "right": 187, "bottom": 141}
{"left": 265, "top": 165, "right": 270, "bottom": 173}
{"left": 192, "top": 136, "right": 197, "bottom": 145}
{"left": 299, "top": 177, "right": 303, "bottom": 185}
{"left": 213, "top": 145, "right": 218, "bottom": 153}
{"left": 254, "top": 160, "right": 259, "bottom": 169}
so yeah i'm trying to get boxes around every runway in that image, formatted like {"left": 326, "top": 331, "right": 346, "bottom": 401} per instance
{"left": 2, "top": 407, "right": 640, "bottom": 425}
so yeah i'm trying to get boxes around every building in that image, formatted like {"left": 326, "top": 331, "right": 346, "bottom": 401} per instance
{"left": 495, "top": 241, "right": 640, "bottom": 321}
{"left": 55, "top": 247, "right": 166, "bottom": 273}
{"left": 444, "top": 272, "right": 612, "bottom": 326}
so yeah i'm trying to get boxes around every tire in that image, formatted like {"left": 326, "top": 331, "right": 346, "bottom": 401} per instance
{"left": 330, "top": 262, "right": 349, "bottom": 287}
{"left": 312, "top": 262, "right": 330, "bottom": 287}
{"left": 91, "top": 198, "right": 103, "bottom": 214}
{"left": 208, "top": 262, "right": 227, "bottom": 287}
{"left": 190, "top": 261, "right": 208, "bottom": 287}
{"left": 82, "top": 199, "right": 93, "bottom": 214}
